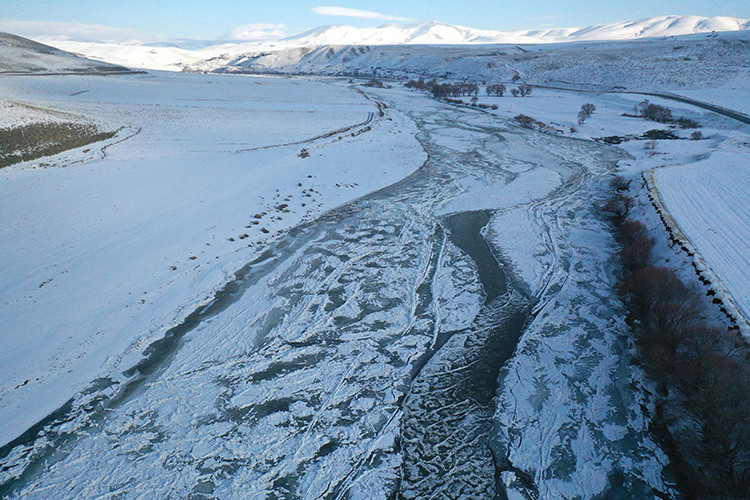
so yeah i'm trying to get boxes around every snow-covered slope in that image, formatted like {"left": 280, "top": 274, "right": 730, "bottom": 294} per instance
{"left": 189, "top": 30, "right": 750, "bottom": 94}
{"left": 39, "top": 39, "right": 272, "bottom": 72}
{"left": 0, "top": 32, "right": 132, "bottom": 74}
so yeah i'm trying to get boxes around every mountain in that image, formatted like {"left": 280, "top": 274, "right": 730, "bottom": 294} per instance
{"left": 0, "top": 32, "right": 134, "bottom": 75}
{"left": 26, "top": 15, "right": 750, "bottom": 72}
{"left": 281, "top": 16, "right": 749, "bottom": 47}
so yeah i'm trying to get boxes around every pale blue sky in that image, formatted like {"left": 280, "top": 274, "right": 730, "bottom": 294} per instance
{"left": 1, "top": 0, "right": 749, "bottom": 41}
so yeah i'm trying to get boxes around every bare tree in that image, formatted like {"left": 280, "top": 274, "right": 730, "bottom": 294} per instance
{"left": 486, "top": 84, "right": 506, "bottom": 96}
{"left": 581, "top": 103, "right": 596, "bottom": 115}
{"left": 610, "top": 175, "right": 631, "bottom": 192}
{"left": 602, "top": 194, "right": 634, "bottom": 223}
{"left": 510, "top": 88, "right": 519, "bottom": 97}
{"left": 518, "top": 84, "right": 532, "bottom": 97}
{"left": 636, "top": 99, "right": 650, "bottom": 116}
{"left": 577, "top": 103, "right": 597, "bottom": 125}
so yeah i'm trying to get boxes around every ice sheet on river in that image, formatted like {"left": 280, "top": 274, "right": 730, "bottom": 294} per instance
{"left": 489, "top": 135, "right": 673, "bottom": 498}
{"left": 2, "top": 87, "right": 674, "bottom": 498}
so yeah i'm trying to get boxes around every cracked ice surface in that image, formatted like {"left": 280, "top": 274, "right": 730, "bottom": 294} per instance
{"left": 3, "top": 86, "right": 674, "bottom": 498}
{"left": 490, "top": 135, "right": 674, "bottom": 498}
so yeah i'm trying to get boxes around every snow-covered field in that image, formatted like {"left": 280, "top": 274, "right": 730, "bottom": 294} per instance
{"left": 654, "top": 153, "right": 750, "bottom": 326}
{"left": 0, "top": 72, "right": 425, "bottom": 449}
{"left": 675, "top": 69, "right": 750, "bottom": 114}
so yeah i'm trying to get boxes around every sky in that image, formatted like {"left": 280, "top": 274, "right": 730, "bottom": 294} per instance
{"left": 1, "top": 0, "right": 749, "bottom": 42}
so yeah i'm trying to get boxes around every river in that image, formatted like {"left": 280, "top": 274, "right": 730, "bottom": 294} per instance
{"left": 0, "top": 87, "right": 674, "bottom": 499}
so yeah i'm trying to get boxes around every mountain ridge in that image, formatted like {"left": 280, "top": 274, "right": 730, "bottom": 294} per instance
{"left": 280, "top": 15, "right": 749, "bottom": 46}
{"left": 23, "top": 15, "right": 750, "bottom": 72}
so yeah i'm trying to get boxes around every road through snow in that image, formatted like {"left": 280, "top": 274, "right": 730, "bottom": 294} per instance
{"left": 2, "top": 86, "right": 674, "bottom": 498}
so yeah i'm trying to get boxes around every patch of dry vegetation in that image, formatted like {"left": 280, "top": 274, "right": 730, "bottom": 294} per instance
{"left": 0, "top": 122, "right": 116, "bottom": 168}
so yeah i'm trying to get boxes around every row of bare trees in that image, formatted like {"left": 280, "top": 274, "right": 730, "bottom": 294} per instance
{"left": 405, "top": 78, "right": 533, "bottom": 99}
{"left": 486, "top": 83, "right": 506, "bottom": 96}
{"left": 606, "top": 179, "right": 750, "bottom": 499}
{"left": 634, "top": 100, "right": 701, "bottom": 128}
{"left": 486, "top": 83, "right": 532, "bottom": 97}
{"left": 404, "top": 78, "right": 479, "bottom": 98}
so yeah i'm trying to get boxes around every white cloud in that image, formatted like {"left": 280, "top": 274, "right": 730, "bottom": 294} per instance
{"left": 223, "top": 23, "right": 287, "bottom": 41}
{"left": 0, "top": 18, "right": 142, "bottom": 42}
{"left": 312, "top": 6, "right": 412, "bottom": 23}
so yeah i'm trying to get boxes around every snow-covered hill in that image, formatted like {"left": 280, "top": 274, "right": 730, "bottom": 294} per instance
{"left": 189, "top": 30, "right": 750, "bottom": 94}
{"left": 0, "top": 32, "right": 133, "bottom": 74}
{"left": 29, "top": 15, "right": 750, "bottom": 72}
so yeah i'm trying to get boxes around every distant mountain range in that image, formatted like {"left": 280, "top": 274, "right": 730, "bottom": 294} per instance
{"left": 281, "top": 16, "right": 750, "bottom": 46}
{"left": 19, "top": 15, "right": 750, "bottom": 71}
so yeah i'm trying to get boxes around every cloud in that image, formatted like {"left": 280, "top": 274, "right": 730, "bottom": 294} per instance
{"left": 223, "top": 23, "right": 287, "bottom": 41}
{"left": 312, "top": 6, "right": 412, "bottom": 23}
{"left": 0, "top": 18, "right": 142, "bottom": 42}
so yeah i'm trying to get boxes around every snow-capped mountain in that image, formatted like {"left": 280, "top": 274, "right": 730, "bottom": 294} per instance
{"left": 29, "top": 15, "right": 750, "bottom": 72}
{"left": 282, "top": 16, "right": 749, "bottom": 46}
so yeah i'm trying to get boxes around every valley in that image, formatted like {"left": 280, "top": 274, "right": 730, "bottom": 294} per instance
{"left": 1, "top": 16, "right": 749, "bottom": 499}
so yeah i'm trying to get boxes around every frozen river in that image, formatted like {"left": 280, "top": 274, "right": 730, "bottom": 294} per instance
{"left": 1, "top": 83, "right": 675, "bottom": 498}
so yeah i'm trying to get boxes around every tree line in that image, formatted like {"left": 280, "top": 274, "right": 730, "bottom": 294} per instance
{"left": 404, "top": 78, "right": 533, "bottom": 99}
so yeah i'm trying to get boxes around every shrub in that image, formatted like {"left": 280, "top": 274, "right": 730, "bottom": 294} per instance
{"left": 613, "top": 205, "right": 750, "bottom": 497}
{"left": 486, "top": 84, "right": 506, "bottom": 96}
{"left": 577, "top": 103, "right": 597, "bottom": 125}
{"left": 610, "top": 175, "right": 631, "bottom": 192}
{"left": 602, "top": 194, "right": 634, "bottom": 223}
{"left": 514, "top": 114, "right": 545, "bottom": 129}
{"left": 643, "top": 103, "right": 673, "bottom": 123}
{"left": 676, "top": 117, "right": 700, "bottom": 129}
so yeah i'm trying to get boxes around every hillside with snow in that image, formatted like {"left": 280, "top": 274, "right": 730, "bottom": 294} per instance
{"left": 0, "top": 32, "right": 133, "bottom": 75}
{"left": 189, "top": 30, "right": 750, "bottom": 94}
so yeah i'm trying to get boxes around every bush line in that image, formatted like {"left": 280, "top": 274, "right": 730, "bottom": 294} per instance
{"left": 605, "top": 177, "right": 750, "bottom": 499}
